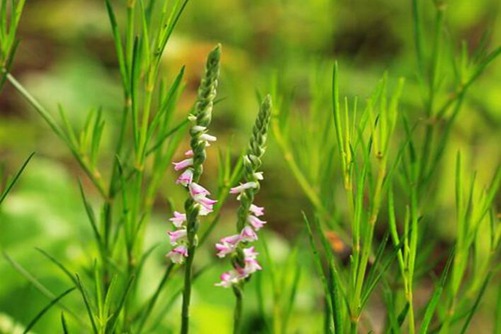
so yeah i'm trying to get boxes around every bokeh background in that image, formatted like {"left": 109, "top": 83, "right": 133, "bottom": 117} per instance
{"left": 1, "top": 0, "right": 500, "bottom": 332}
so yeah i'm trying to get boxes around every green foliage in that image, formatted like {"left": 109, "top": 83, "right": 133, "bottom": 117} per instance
{"left": 0, "top": 0, "right": 500, "bottom": 333}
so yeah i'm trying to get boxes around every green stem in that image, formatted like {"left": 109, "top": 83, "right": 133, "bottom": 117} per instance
{"left": 181, "top": 243, "right": 196, "bottom": 334}
{"left": 232, "top": 284, "right": 244, "bottom": 334}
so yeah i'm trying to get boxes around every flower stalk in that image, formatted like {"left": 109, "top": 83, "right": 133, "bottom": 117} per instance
{"left": 167, "top": 44, "right": 221, "bottom": 334}
{"left": 215, "top": 95, "right": 272, "bottom": 333}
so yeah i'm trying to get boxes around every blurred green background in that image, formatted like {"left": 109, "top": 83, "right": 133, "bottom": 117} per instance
{"left": 1, "top": 0, "right": 500, "bottom": 332}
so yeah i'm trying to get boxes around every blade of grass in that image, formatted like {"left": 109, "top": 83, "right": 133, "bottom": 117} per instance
{"left": 135, "top": 263, "right": 175, "bottom": 333}
{"left": 2, "top": 251, "right": 83, "bottom": 325}
{"left": 459, "top": 273, "right": 492, "bottom": 334}
{"left": 419, "top": 248, "right": 455, "bottom": 334}
{"left": 35, "top": 248, "right": 77, "bottom": 285}
{"left": 107, "top": 275, "right": 135, "bottom": 333}
{"left": 0, "top": 152, "right": 34, "bottom": 205}
{"left": 77, "top": 181, "right": 102, "bottom": 245}
{"left": 360, "top": 232, "right": 401, "bottom": 308}
{"left": 303, "top": 214, "right": 332, "bottom": 332}
{"left": 61, "top": 312, "right": 69, "bottom": 334}
{"left": 23, "top": 287, "right": 76, "bottom": 334}
{"left": 75, "top": 274, "right": 98, "bottom": 334}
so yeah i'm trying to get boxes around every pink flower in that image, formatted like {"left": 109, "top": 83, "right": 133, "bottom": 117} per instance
{"left": 169, "top": 211, "right": 186, "bottom": 228}
{"left": 248, "top": 215, "right": 266, "bottom": 231}
{"left": 215, "top": 234, "right": 241, "bottom": 258}
{"left": 249, "top": 204, "right": 264, "bottom": 217}
{"left": 173, "top": 158, "right": 193, "bottom": 171}
{"left": 243, "top": 246, "right": 259, "bottom": 260}
{"left": 242, "top": 258, "right": 262, "bottom": 276}
{"left": 195, "top": 194, "right": 217, "bottom": 215}
{"left": 166, "top": 245, "right": 188, "bottom": 264}
{"left": 176, "top": 168, "right": 193, "bottom": 186}
{"left": 189, "top": 182, "right": 216, "bottom": 215}
{"left": 230, "top": 182, "right": 258, "bottom": 195}
{"left": 167, "top": 229, "right": 187, "bottom": 245}
{"left": 239, "top": 226, "right": 258, "bottom": 242}
{"left": 215, "top": 270, "right": 241, "bottom": 288}
{"left": 185, "top": 149, "right": 194, "bottom": 157}
{"left": 189, "top": 182, "right": 210, "bottom": 197}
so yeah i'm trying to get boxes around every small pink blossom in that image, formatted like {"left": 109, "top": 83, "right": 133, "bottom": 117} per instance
{"left": 240, "top": 226, "right": 258, "bottom": 242}
{"left": 198, "top": 203, "right": 214, "bottom": 216}
{"left": 169, "top": 211, "right": 186, "bottom": 228}
{"left": 167, "top": 245, "right": 188, "bottom": 264}
{"left": 189, "top": 182, "right": 216, "bottom": 215}
{"left": 215, "top": 270, "right": 241, "bottom": 288}
{"left": 167, "top": 229, "right": 187, "bottom": 246}
{"left": 176, "top": 168, "right": 193, "bottom": 186}
{"left": 242, "top": 258, "right": 262, "bottom": 276}
{"left": 194, "top": 193, "right": 217, "bottom": 215}
{"left": 230, "top": 182, "right": 258, "bottom": 195}
{"left": 243, "top": 246, "right": 259, "bottom": 260}
{"left": 173, "top": 158, "right": 193, "bottom": 171}
{"left": 189, "top": 182, "right": 210, "bottom": 197}
{"left": 185, "top": 149, "right": 194, "bottom": 157}
{"left": 215, "top": 234, "right": 241, "bottom": 258}
{"left": 248, "top": 215, "right": 266, "bottom": 231}
{"left": 249, "top": 204, "right": 264, "bottom": 217}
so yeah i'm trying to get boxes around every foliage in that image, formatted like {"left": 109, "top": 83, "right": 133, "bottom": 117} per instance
{"left": 0, "top": 0, "right": 500, "bottom": 333}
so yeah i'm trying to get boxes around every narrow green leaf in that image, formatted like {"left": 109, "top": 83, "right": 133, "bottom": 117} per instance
{"left": 104, "top": 0, "right": 129, "bottom": 91}
{"left": 23, "top": 287, "right": 76, "bottom": 334}
{"left": 419, "top": 248, "right": 455, "bottom": 334}
{"left": 75, "top": 274, "right": 98, "bottom": 334}
{"left": 61, "top": 312, "right": 69, "bottom": 334}
{"left": 2, "top": 251, "right": 83, "bottom": 325}
{"left": 135, "top": 263, "right": 174, "bottom": 333}
{"left": 156, "top": 0, "right": 189, "bottom": 55}
{"left": 107, "top": 275, "right": 135, "bottom": 333}
{"left": 283, "top": 259, "right": 301, "bottom": 333}
{"left": 495, "top": 282, "right": 501, "bottom": 334}
{"left": 361, "top": 232, "right": 401, "bottom": 308}
{"left": 102, "top": 275, "right": 120, "bottom": 329}
{"left": 146, "top": 66, "right": 185, "bottom": 145}
{"left": 303, "top": 213, "right": 336, "bottom": 334}
{"left": 397, "top": 302, "right": 410, "bottom": 327}
{"left": 77, "top": 181, "right": 101, "bottom": 245}
{"left": 36, "top": 248, "right": 77, "bottom": 285}
{"left": 459, "top": 273, "right": 492, "bottom": 334}
{"left": 0, "top": 152, "right": 34, "bottom": 204}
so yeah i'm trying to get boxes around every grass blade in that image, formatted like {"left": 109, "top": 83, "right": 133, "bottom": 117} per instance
{"left": 61, "top": 312, "right": 70, "bottom": 334}
{"left": 419, "top": 248, "right": 454, "bottom": 334}
{"left": 75, "top": 274, "right": 98, "bottom": 334}
{"left": 459, "top": 273, "right": 492, "bottom": 334}
{"left": 23, "top": 287, "right": 76, "bottom": 334}
{"left": 303, "top": 213, "right": 334, "bottom": 334}
{"left": 0, "top": 152, "right": 34, "bottom": 205}
{"left": 36, "top": 248, "right": 77, "bottom": 285}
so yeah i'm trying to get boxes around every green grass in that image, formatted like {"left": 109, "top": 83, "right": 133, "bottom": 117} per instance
{"left": 1, "top": 0, "right": 500, "bottom": 333}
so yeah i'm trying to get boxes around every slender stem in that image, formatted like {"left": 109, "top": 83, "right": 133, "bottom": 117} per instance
{"left": 181, "top": 243, "right": 196, "bottom": 334}
{"left": 232, "top": 284, "right": 244, "bottom": 334}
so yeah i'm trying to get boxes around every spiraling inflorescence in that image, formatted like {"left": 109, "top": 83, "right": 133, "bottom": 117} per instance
{"left": 215, "top": 95, "right": 272, "bottom": 287}
{"left": 167, "top": 44, "right": 221, "bottom": 263}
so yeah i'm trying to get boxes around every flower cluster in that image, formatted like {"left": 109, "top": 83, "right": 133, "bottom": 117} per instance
{"left": 167, "top": 147, "right": 217, "bottom": 263}
{"left": 215, "top": 95, "right": 272, "bottom": 288}
{"left": 215, "top": 189, "right": 266, "bottom": 287}
{"left": 166, "top": 45, "right": 221, "bottom": 264}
